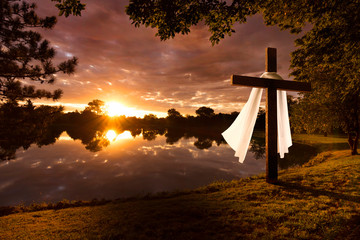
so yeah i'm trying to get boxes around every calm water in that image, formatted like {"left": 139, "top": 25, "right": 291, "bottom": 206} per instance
{"left": 0, "top": 128, "right": 316, "bottom": 206}
{"left": 0, "top": 130, "right": 267, "bottom": 206}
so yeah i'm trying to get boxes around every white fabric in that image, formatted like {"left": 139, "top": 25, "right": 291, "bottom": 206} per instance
{"left": 222, "top": 88, "right": 263, "bottom": 163}
{"left": 222, "top": 72, "right": 292, "bottom": 163}
{"left": 277, "top": 90, "right": 292, "bottom": 157}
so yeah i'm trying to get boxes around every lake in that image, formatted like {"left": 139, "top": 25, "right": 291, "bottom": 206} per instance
{"left": 0, "top": 130, "right": 265, "bottom": 206}
{"left": 0, "top": 127, "right": 316, "bottom": 206}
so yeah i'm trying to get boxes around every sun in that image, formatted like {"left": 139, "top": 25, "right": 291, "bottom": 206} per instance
{"left": 105, "top": 101, "right": 129, "bottom": 117}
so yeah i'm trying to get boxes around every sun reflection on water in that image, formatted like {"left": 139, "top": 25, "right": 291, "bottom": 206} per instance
{"left": 105, "top": 130, "right": 133, "bottom": 142}
{"left": 117, "top": 131, "right": 133, "bottom": 140}
{"left": 106, "top": 130, "right": 117, "bottom": 141}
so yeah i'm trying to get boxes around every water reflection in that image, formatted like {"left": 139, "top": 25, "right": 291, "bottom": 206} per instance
{"left": 0, "top": 107, "right": 317, "bottom": 206}
{"left": 106, "top": 130, "right": 118, "bottom": 141}
{"left": 0, "top": 104, "right": 63, "bottom": 161}
{"left": 250, "top": 137, "right": 266, "bottom": 160}
{"left": 0, "top": 120, "right": 230, "bottom": 160}
{"left": 105, "top": 130, "right": 133, "bottom": 141}
{"left": 0, "top": 131, "right": 267, "bottom": 206}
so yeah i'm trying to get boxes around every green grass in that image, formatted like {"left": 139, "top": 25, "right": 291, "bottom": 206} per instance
{"left": 0, "top": 134, "right": 359, "bottom": 239}
{"left": 293, "top": 133, "right": 349, "bottom": 152}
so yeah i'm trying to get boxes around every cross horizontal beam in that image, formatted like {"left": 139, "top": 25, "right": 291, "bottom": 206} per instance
{"left": 231, "top": 75, "right": 311, "bottom": 92}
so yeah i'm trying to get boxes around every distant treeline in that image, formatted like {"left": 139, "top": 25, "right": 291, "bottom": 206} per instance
{"left": 60, "top": 104, "right": 266, "bottom": 132}
{"left": 0, "top": 102, "right": 266, "bottom": 161}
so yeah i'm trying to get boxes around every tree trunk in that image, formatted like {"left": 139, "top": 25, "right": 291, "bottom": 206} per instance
{"left": 348, "top": 133, "right": 359, "bottom": 155}
{"left": 353, "top": 132, "right": 359, "bottom": 155}
{"left": 347, "top": 95, "right": 360, "bottom": 155}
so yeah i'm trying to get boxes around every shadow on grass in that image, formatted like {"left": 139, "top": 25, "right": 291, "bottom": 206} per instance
{"left": 275, "top": 181, "right": 360, "bottom": 203}
{"left": 339, "top": 214, "right": 360, "bottom": 240}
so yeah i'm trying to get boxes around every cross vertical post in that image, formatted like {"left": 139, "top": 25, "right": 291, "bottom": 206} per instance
{"left": 266, "top": 47, "right": 277, "bottom": 72}
{"left": 265, "top": 48, "right": 278, "bottom": 183}
{"left": 229, "top": 47, "right": 311, "bottom": 183}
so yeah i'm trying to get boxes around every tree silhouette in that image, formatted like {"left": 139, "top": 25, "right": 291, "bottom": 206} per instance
{"left": 51, "top": 0, "right": 86, "bottom": 17}
{"left": 0, "top": 0, "right": 77, "bottom": 104}
{"left": 143, "top": 114, "right": 157, "bottom": 120}
{"left": 167, "top": 108, "right": 182, "bottom": 119}
{"left": 84, "top": 99, "right": 105, "bottom": 115}
{"left": 195, "top": 106, "right": 215, "bottom": 118}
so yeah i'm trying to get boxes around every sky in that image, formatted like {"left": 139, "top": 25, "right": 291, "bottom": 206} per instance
{"left": 34, "top": 0, "right": 300, "bottom": 117}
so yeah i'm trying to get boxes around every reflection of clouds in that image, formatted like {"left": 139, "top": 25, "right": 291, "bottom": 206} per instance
{"left": 58, "top": 134, "right": 73, "bottom": 141}
{"left": 57, "top": 158, "right": 65, "bottom": 164}
{"left": 138, "top": 146, "right": 157, "bottom": 156}
{"left": 115, "top": 172, "right": 125, "bottom": 177}
{"left": 0, "top": 161, "right": 9, "bottom": 168}
{"left": 31, "top": 161, "right": 41, "bottom": 168}
{"left": 0, "top": 134, "right": 266, "bottom": 206}
{"left": 0, "top": 181, "right": 14, "bottom": 191}
{"left": 191, "top": 151, "right": 199, "bottom": 159}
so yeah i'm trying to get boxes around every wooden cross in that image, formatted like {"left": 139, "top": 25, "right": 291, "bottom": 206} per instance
{"left": 231, "top": 47, "right": 311, "bottom": 183}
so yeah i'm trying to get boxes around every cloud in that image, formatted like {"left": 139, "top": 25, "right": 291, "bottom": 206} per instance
{"left": 35, "top": 0, "right": 300, "bottom": 115}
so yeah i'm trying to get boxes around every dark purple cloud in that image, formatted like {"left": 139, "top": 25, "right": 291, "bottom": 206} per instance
{"left": 34, "top": 0, "right": 300, "bottom": 116}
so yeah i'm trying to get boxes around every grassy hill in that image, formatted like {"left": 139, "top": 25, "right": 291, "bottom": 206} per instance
{"left": 0, "top": 135, "right": 359, "bottom": 239}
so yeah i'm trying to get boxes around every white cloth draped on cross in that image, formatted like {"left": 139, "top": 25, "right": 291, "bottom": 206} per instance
{"left": 222, "top": 72, "right": 292, "bottom": 163}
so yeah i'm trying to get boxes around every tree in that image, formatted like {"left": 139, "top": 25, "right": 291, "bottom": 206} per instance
{"left": 291, "top": 68, "right": 360, "bottom": 154}
{"left": 288, "top": 1, "right": 360, "bottom": 154}
{"left": 290, "top": 95, "right": 334, "bottom": 136}
{"left": 166, "top": 108, "right": 183, "bottom": 120}
{"left": 51, "top": 0, "right": 86, "bottom": 17}
{"left": 196, "top": 106, "right": 215, "bottom": 118}
{"left": 126, "top": 0, "right": 258, "bottom": 45}
{"left": 126, "top": 1, "right": 354, "bottom": 44}
{"left": 83, "top": 99, "right": 105, "bottom": 115}
{"left": 143, "top": 114, "right": 158, "bottom": 124}
{"left": 59, "top": 0, "right": 331, "bottom": 44}
{"left": 0, "top": 0, "right": 78, "bottom": 104}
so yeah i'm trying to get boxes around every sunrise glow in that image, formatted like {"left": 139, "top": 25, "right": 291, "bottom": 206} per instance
{"left": 105, "top": 101, "right": 133, "bottom": 117}
{"left": 103, "top": 101, "right": 167, "bottom": 118}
